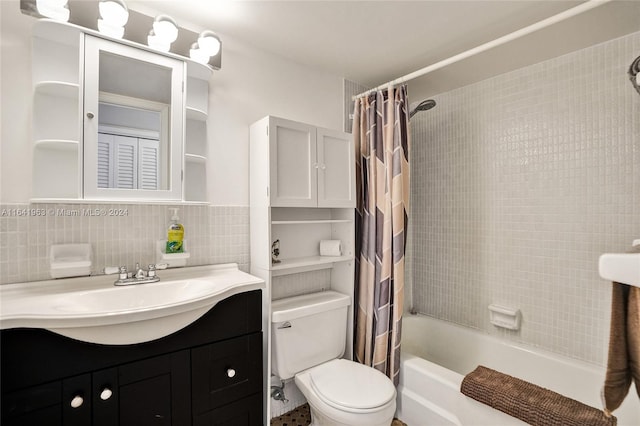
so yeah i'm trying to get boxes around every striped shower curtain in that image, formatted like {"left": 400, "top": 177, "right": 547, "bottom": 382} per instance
{"left": 353, "top": 85, "right": 410, "bottom": 385}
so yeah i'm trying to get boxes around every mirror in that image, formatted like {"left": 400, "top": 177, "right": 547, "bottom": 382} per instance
{"left": 83, "top": 35, "right": 184, "bottom": 201}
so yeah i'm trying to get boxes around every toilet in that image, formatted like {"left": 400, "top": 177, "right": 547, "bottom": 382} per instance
{"left": 271, "top": 291, "right": 396, "bottom": 426}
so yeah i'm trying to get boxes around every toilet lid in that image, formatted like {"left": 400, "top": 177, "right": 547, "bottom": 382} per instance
{"left": 309, "top": 359, "right": 396, "bottom": 411}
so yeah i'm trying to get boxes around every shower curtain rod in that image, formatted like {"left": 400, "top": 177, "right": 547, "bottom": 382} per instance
{"left": 352, "top": 0, "right": 612, "bottom": 100}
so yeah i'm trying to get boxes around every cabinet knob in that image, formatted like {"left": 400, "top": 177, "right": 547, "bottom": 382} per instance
{"left": 70, "top": 395, "right": 84, "bottom": 408}
{"left": 227, "top": 368, "right": 236, "bottom": 378}
{"left": 100, "top": 388, "right": 113, "bottom": 401}
{"left": 86, "top": 112, "right": 95, "bottom": 119}
{"left": 320, "top": 164, "right": 326, "bottom": 170}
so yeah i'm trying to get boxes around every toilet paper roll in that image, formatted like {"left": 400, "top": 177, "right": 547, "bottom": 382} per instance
{"left": 320, "top": 240, "right": 342, "bottom": 257}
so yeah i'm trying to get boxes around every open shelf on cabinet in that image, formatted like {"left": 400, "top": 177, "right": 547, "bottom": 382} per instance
{"left": 185, "top": 153, "right": 207, "bottom": 164}
{"left": 186, "top": 107, "right": 207, "bottom": 121}
{"left": 271, "top": 219, "right": 352, "bottom": 225}
{"left": 270, "top": 255, "right": 354, "bottom": 276}
{"left": 34, "top": 139, "right": 79, "bottom": 151}
{"left": 34, "top": 81, "right": 79, "bottom": 98}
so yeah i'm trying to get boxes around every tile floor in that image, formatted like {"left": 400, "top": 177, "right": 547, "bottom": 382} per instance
{"left": 270, "top": 403, "right": 407, "bottom": 426}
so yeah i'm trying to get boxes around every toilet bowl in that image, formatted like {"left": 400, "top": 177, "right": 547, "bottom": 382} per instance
{"left": 295, "top": 359, "right": 396, "bottom": 426}
{"left": 271, "top": 291, "right": 397, "bottom": 426}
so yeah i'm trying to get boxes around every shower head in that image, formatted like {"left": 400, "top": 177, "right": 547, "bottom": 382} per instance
{"left": 409, "top": 99, "right": 436, "bottom": 118}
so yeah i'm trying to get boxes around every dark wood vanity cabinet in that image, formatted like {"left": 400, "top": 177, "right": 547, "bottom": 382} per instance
{"left": 1, "top": 290, "right": 263, "bottom": 426}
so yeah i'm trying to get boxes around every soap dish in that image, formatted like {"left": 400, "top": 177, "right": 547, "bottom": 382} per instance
{"left": 50, "top": 243, "right": 92, "bottom": 278}
{"left": 156, "top": 240, "right": 190, "bottom": 268}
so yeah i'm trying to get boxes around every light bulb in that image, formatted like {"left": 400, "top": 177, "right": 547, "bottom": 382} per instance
{"left": 147, "top": 30, "right": 170, "bottom": 52}
{"left": 36, "top": 0, "right": 70, "bottom": 22}
{"left": 98, "top": 0, "right": 129, "bottom": 27}
{"left": 189, "top": 43, "right": 210, "bottom": 65}
{"left": 99, "top": 0, "right": 129, "bottom": 27}
{"left": 197, "top": 30, "right": 221, "bottom": 56}
{"left": 152, "top": 15, "right": 178, "bottom": 44}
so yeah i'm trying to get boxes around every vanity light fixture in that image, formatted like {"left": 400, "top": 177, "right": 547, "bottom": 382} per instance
{"left": 197, "top": 30, "right": 221, "bottom": 56}
{"left": 35, "top": 0, "right": 70, "bottom": 22}
{"left": 189, "top": 42, "right": 210, "bottom": 65}
{"left": 98, "top": 0, "right": 129, "bottom": 39}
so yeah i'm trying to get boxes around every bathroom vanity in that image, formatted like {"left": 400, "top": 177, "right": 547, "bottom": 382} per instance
{"left": 0, "top": 265, "right": 264, "bottom": 426}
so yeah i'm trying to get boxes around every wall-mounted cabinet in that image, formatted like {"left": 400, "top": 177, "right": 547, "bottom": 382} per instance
{"left": 250, "top": 116, "right": 355, "bottom": 208}
{"left": 30, "top": 20, "right": 212, "bottom": 204}
{"left": 249, "top": 116, "right": 355, "bottom": 419}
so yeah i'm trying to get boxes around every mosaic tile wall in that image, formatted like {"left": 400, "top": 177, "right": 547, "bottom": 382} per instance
{"left": 410, "top": 31, "right": 640, "bottom": 365}
{"left": 0, "top": 203, "right": 249, "bottom": 284}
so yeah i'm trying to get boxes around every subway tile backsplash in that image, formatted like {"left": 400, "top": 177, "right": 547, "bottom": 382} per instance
{"left": 0, "top": 203, "right": 249, "bottom": 285}
{"left": 410, "top": 31, "right": 640, "bottom": 365}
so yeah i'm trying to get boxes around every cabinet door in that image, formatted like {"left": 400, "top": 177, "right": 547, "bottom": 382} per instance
{"left": 269, "top": 117, "right": 317, "bottom": 207}
{"left": 193, "top": 393, "right": 262, "bottom": 426}
{"left": 62, "top": 374, "right": 92, "bottom": 426}
{"left": 117, "top": 350, "right": 191, "bottom": 426}
{"left": 191, "top": 333, "right": 262, "bottom": 418}
{"left": 317, "top": 127, "right": 356, "bottom": 208}
{"left": 2, "top": 381, "right": 62, "bottom": 426}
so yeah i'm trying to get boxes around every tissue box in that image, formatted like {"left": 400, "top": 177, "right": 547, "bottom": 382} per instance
{"left": 50, "top": 243, "right": 92, "bottom": 279}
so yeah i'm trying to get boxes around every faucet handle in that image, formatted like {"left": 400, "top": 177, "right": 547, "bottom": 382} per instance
{"left": 155, "top": 263, "right": 168, "bottom": 270}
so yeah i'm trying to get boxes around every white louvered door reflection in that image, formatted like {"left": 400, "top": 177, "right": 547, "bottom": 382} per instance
{"left": 98, "top": 133, "right": 159, "bottom": 190}
{"left": 138, "top": 139, "right": 160, "bottom": 190}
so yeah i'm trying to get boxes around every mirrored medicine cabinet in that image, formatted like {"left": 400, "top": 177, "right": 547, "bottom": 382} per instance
{"left": 31, "top": 20, "right": 211, "bottom": 203}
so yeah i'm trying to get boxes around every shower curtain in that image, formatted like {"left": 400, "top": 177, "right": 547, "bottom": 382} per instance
{"left": 353, "top": 85, "right": 410, "bottom": 386}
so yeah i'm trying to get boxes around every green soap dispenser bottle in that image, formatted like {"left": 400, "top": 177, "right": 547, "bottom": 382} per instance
{"left": 166, "top": 208, "right": 184, "bottom": 253}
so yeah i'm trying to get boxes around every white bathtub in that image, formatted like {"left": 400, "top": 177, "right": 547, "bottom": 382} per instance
{"left": 397, "top": 314, "right": 640, "bottom": 426}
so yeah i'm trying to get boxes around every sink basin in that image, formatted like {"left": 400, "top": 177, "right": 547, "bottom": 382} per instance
{"left": 0, "top": 264, "right": 264, "bottom": 344}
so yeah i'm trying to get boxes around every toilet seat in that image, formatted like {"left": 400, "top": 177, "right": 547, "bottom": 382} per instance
{"left": 308, "top": 359, "right": 396, "bottom": 413}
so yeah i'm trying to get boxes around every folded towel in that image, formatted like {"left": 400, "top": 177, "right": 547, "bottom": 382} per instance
{"left": 603, "top": 280, "right": 640, "bottom": 414}
{"left": 461, "top": 365, "right": 616, "bottom": 426}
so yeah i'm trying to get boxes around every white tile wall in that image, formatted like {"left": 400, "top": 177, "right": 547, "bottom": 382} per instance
{"left": 0, "top": 203, "right": 249, "bottom": 284}
{"left": 271, "top": 269, "right": 331, "bottom": 300}
{"left": 410, "top": 31, "right": 640, "bottom": 365}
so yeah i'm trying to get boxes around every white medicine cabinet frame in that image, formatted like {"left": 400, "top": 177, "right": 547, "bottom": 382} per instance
{"left": 30, "top": 20, "right": 211, "bottom": 203}
{"left": 249, "top": 115, "right": 356, "bottom": 420}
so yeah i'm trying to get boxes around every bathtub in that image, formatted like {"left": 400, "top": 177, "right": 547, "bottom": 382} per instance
{"left": 396, "top": 314, "right": 640, "bottom": 426}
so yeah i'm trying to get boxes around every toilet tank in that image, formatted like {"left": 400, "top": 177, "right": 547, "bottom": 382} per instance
{"left": 271, "top": 291, "right": 351, "bottom": 380}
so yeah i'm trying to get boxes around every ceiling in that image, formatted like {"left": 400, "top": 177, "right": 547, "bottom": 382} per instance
{"left": 127, "top": 1, "right": 640, "bottom": 100}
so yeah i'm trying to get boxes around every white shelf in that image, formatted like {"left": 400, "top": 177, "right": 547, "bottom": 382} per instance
{"left": 272, "top": 219, "right": 352, "bottom": 225}
{"left": 185, "top": 153, "right": 207, "bottom": 164}
{"left": 186, "top": 107, "right": 208, "bottom": 121}
{"left": 34, "top": 81, "right": 79, "bottom": 98}
{"left": 270, "top": 255, "right": 353, "bottom": 276}
{"left": 34, "top": 139, "right": 79, "bottom": 151}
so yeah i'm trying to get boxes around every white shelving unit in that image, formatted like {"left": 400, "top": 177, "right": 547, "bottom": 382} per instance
{"left": 31, "top": 31, "right": 82, "bottom": 199}
{"left": 184, "top": 77, "right": 209, "bottom": 202}
{"left": 249, "top": 116, "right": 356, "bottom": 420}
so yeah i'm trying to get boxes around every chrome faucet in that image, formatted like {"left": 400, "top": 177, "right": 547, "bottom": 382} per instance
{"left": 104, "top": 263, "right": 168, "bottom": 286}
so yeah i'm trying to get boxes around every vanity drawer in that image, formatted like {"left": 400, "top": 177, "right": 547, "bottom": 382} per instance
{"left": 191, "top": 332, "right": 262, "bottom": 414}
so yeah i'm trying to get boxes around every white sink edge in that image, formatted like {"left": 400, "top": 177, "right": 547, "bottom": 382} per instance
{"left": 0, "top": 263, "right": 265, "bottom": 345}
{"left": 47, "top": 281, "right": 263, "bottom": 345}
